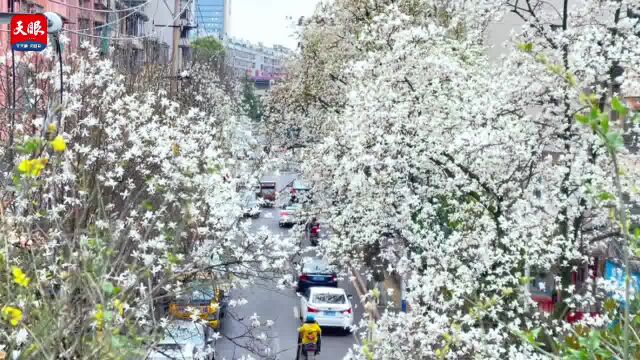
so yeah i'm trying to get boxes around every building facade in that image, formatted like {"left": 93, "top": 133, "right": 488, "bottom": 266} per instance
{"left": 224, "top": 38, "right": 291, "bottom": 95}
{"left": 224, "top": 38, "right": 289, "bottom": 78}
{"left": 141, "top": 0, "right": 197, "bottom": 68}
{"left": 196, "top": 0, "right": 230, "bottom": 38}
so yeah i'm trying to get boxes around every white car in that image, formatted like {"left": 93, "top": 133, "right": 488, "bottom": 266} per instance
{"left": 279, "top": 204, "right": 304, "bottom": 227}
{"left": 147, "top": 320, "right": 215, "bottom": 360}
{"left": 299, "top": 286, "right": 354, "bottom": 333}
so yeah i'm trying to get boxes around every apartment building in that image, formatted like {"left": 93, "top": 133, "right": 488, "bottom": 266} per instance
{"left": 225, "top": 38, "right": 289, "bottom": 78}
{"left": 141, "top": 0, "right": 196, "bottom": 68}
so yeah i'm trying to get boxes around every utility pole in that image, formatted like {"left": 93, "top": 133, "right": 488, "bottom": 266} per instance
{"left": 170, "top": 0, "right": 181, "bottom": 95}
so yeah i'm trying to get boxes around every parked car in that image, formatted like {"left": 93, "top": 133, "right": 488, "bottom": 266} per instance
{"left": 278, "top": 204, "right": 304, "bottom": 227}
{"left": 168, "top": 280, "right": 227, "bottom": 330}
{"left": 297, "top": 257, "right": 337, "bottom": 292}
{"left": 299, "top": 286, "right": 354, "bottom": 333}
{"left": 241, "top": 192, "right": 260, "bottom": 218}
{"left": 147, "top": 320, "right": 215, "bottom": 359}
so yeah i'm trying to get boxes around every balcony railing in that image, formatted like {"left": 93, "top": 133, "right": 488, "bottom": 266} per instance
{"left": 94, "top": 0, "right": 109, "bottom": 10}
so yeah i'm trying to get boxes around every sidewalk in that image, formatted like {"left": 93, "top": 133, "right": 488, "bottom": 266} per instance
{"left": 349, "top": 268, "right": 382, "bottom": 320}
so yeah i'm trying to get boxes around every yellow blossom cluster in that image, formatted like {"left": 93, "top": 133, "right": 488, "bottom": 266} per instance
{"left": 11, "top": 266, "right": 30, "bottom": 288}
{"left": 1, "top": 306, "right": 22, "bottom": 327}
{"left": 17, "top": 158, "right": 48, "bottom": 177}
{"left": 50, "top": 135, "right": 66, "bottom": 152}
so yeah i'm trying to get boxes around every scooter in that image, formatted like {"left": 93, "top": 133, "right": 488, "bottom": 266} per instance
{"left": 298, "top": 342, "right": 318, "bottom": 360}
{"left": 309, "top": 224, "right": 320, "bottom": 246}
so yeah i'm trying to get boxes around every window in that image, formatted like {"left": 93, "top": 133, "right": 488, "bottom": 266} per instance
{"left": 78, "top": 18, "right": 90, "bottom": 44}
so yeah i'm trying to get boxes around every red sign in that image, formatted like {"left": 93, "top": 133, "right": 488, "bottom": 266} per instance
{"left": 11, "top": 14, "right": 48, "bottom": 52}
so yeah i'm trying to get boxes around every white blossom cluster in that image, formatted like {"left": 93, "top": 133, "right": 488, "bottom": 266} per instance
{"left": 267, "top": 0, "right": 640, "bottom": 358}
{"left": 0, "top": 45, "right": 295, "bottom": 356}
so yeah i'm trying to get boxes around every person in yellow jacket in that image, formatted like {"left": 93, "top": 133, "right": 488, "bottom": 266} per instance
{"left": 297, "top": 314, "right": 322, "bottom": 359}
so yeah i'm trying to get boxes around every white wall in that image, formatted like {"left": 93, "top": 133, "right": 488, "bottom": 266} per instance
{"left": 143, "top": 0, "right": 175, "bottom": 48}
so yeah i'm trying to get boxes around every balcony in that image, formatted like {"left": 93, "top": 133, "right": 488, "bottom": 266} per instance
{"left": 94, "top": 0, "right": 109, "bottom": 10}
{"left": 119, "top": 36, "right": 143, "bottom": 50}
{"left": 119, "top": 0, "right": 147, "bottom": 6}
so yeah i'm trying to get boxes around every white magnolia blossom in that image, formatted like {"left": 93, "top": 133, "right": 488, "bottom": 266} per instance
{"left": 267, "top": 0, "right": 640, "bottom": 358}
{"left": 0, "top": 45, "right": 295, "bottom": 356}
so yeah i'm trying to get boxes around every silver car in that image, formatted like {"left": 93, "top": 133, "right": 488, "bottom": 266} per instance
{"left": 147, "top": 320, "right": 215, "bottom": 360}
{"left": 279, "top": 204, "right": 304, "bottom": 227}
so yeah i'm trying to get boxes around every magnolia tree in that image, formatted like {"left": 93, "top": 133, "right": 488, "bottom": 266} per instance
{"left": 0, "top": 44, "right": 296, "bottom": 358}
{"left": 267, "top": 0, "right": 640, "bottom": 358}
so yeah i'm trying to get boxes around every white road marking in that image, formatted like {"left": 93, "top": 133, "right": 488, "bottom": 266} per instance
{"left": 272, "top": 331, "right": 281, "bottom": 360}
{"left": 293, "top": 305, "right": 300, "bottom": 319}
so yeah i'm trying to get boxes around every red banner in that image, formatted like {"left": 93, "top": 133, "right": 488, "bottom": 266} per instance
{"left": 11, "top": 14, "right": 48, "bottom": 52}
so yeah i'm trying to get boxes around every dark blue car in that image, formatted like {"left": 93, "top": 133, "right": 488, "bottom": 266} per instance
{"left": 296, "top": 258, "right": 337, "bottom": 292}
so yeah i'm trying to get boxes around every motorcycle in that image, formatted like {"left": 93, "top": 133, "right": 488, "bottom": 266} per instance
{"left": 306, "top": 221, "right": 320, "bottom": 246}
{"left": 299, "top": 342, "right": 318, "bottom": 360}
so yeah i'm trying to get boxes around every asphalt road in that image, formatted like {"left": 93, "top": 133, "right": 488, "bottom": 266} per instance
{"left": 215, "top": 174, "right": 363, "bottom": 360}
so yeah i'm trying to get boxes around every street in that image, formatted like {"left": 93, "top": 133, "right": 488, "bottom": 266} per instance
{"left": 215, "top": 174, "right": 363, "bottom": 360}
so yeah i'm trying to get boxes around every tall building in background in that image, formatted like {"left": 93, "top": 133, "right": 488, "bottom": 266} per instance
{"left": 224, "top": 38, "right": 291, "bottom": 95}
{"left": 197, "top": 0, "right": 230, "bottom": 38}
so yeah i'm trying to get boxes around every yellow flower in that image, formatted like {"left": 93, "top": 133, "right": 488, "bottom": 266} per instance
{"left": 1, "top": 306, "right": 23, "bottom": 327}
{"left": 17, "top": 158, "right": 48, "bottom": 177}
{"left": 11, "top": 266, "right": 30, "bottom": 288}
{"left": 50, "top": 135, "right": 66, "bottom": 152}
{"left": 95, "top": 304, "right": 104, "bottom": 330}
{"left": 47, "top": 123, "right": 57, "bottom": 133}
{"left": 113, "top": 299, "right": 124, "bottom": 317}
{"left": 30, "top": 158, "right": 48, "bottom": 177}
{"left": 17, "top": 159, "right": 32, "bottom": 174}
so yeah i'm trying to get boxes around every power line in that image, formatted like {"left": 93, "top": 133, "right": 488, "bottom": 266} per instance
{"left": 75, "top": 1, "right": 157, "bottom": 33}
{"left": 63, "top": 0, "right": 194, "bottom": 41}
{"left": 48, "top": 0, "right": 153, "bottom": 14}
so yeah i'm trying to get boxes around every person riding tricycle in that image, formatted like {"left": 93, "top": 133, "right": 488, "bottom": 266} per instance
{"left": 296, "top": 314, "right": 321, "bottom": 359}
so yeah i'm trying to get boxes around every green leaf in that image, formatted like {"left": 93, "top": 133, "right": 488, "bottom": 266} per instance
{"left": 520, "top": 328, "right": 541, "bottom": 346}
{"left": 519, "top": 276, "right": 532, "bottom": 285}
{"left": 612, "top": 97, "right": 629, "bottom": 117}
{"left": 104, "top": 310, "right": 113, "bottom": 322}
{"left": 517, "top": 43, "right": 533, "bottom": 53}
{"left": 600, "top": 114, "right": 609, "bottom": 134}
{"left": 112, "top": 335, "right": 128, "bottom": 349}
{"left": 547, "top": 64, "right": 563, "bottom": 75}
{"left": 606, "top": 132, "right": 624, "bottom": 152}
{"left": 575, "top": 114, "right": 589, "bottom": 125}
{"left": 141, "top": 200, "right": 154, "bottom": 211}
{"left": 102, "top": 281, "right": 116, "bottom": 295}
{"left": 167, "top": 252, "right": 180, "bottom": 265}
{"left": 447, "top": 220, "right": 462, "bottom": 229}
{"left": 579, "top": 93, "right": 591, "bottom": 105}
{"left": 597, "top": 192, "right": 614, "bottom": 201}
{"left": 632, "top": 113, "right": 640, "bottom": 124}
{"left": 17, "top": 138, "right": 43, "bottom": 155}
{"left": 603, "top": 298, "right": 618, "bottom": 313}
{"left": 534, "top": 53, "right": 547, "bottom": 64}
